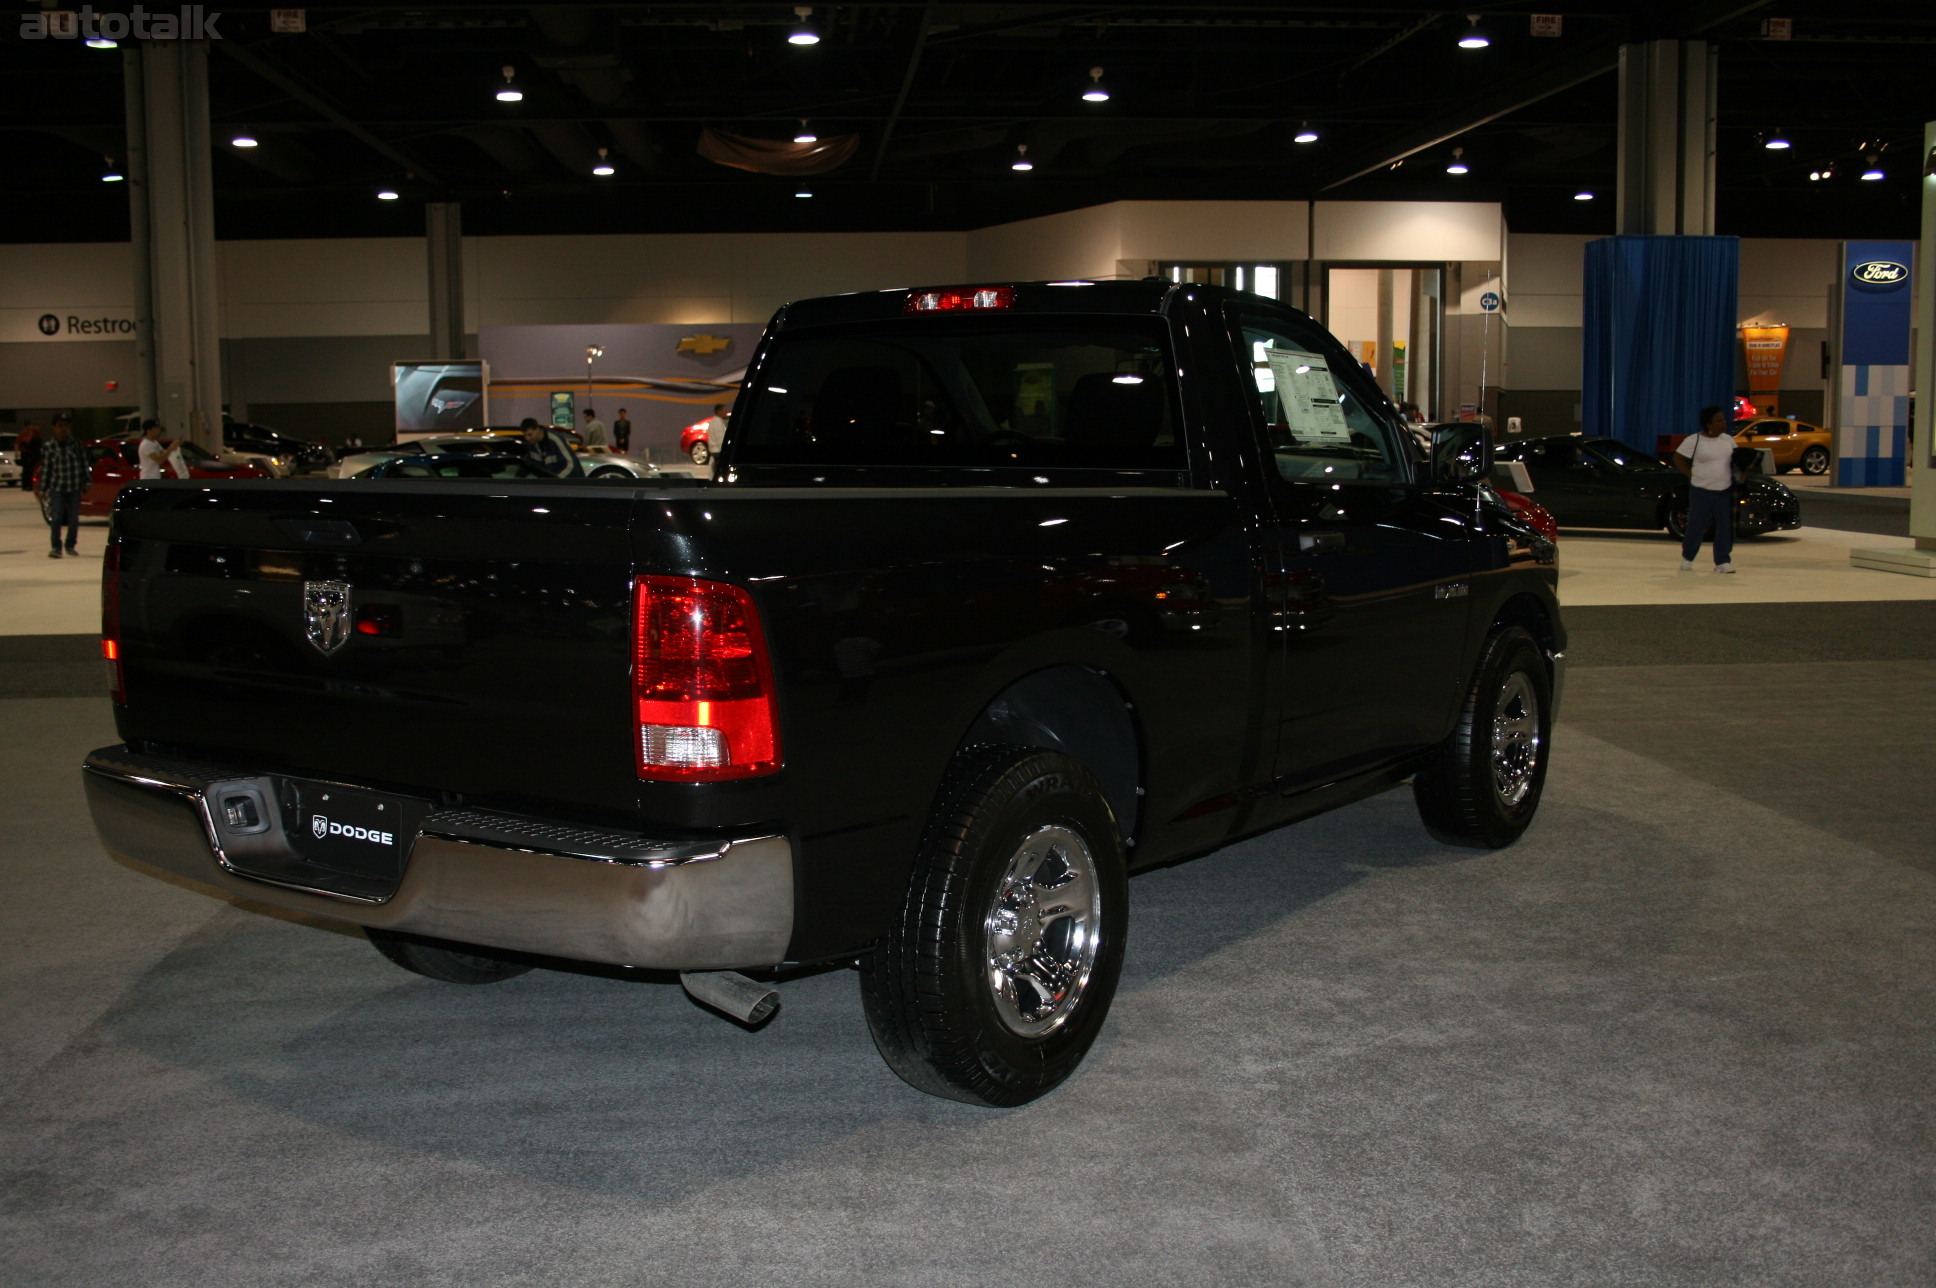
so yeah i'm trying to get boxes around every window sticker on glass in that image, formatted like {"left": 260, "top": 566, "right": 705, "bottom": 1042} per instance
{"left": 1265, "top": 350, "right": 1352, "bottom": 443}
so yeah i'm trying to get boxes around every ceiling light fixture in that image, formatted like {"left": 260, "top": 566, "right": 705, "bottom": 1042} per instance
{"left": 1294, "top": 122, "right": 1320, "bottom": 144}
{"left": 1573, "top": 190, "right": 1594, "bottom": 200}
{"left": 1446, "top": 146, "right": 1469, "bottom": 175}
{"left": 496, "top": 66, "right": 523, "bottom": 102}
{"left": 794, "top": 121, "right": 817, "bottom": 144}
{"left": 592, "top": 146, "right": 615, "bottom": 177}
{"left": 1082, "top": 67, "right": 1110, "bottom": 103}
{"left": 1011, "top": 144, "right": 1033, "bottom": 172}
{"left": 794, "top": 185, "right": 813, "bottom": 198}
{"left": 86, "top": 35, "right": 117, "bottom": 49}
{"left": 231, "top": 134, "right": 258, "bottom": 148}
{"left": 1763, "top": 129, "right": 1791, "bottom": 150}
{"left": 377, "top": 188, "right": 400, "bottom": 201}
{"left": 101, "top": 157, "right": 124, "bottom": 183}
{"left": 1457, "top": 14, "right": 1490, "bottom": 49}
{"left": 1860, "top": 154, "right": 1885, "bottom": 181}
{"left": 788, "top": 6, "right": 820, "bottom": 46}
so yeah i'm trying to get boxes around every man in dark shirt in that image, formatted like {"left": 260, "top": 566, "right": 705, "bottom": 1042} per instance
{"left": 35, "top": 415, "right": 89, "bottom": 558}
{"left": 519, "top": 417, "right": 584, "bottom": 478}
{"left": 612, "top": 407, "right": 632, "bottom": 453}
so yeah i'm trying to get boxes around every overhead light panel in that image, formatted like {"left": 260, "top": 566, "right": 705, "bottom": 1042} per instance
{"left": 495, "top": 66, "right": 523, "bottom": 103}
{"left": 1011, "top": 144, "right": 1033, "bottom": 173}
{"left": 1763, "top": 129, "right": 1791, "bottom": 151}
{"left": 1457, "top": 15, "right": 1490, "bottom": 49}
{"left": 788, "top": 6, "right": 820, "bottom": 45}
{"left": 1446, "top": 146, "right": 1469, "bottom": 175}
{"left": 1293, "top": 123, "right": 1320, "bottom": 144}
{"left": 592, "top": 147, "right": 615, "bottom": 177}
{"left": 1082, "top": 66, "right": 1110, "bottom": 102}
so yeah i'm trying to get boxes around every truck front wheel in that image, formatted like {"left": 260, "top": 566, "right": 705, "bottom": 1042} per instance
{"left": 365, "top": 928, "right": 534, "bottom": 984}
{"left": 1412, "top": 626, "right": 1552, "bottom": 848}
{"left": 860, "top": 746, "right": 1127, "bottom": 1107}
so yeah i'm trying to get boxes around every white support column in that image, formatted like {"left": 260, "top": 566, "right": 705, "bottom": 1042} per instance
{"left": 1616, "top": 40, "right": 1715, "bottom": 236}
{"left": 1908, "top": 120, "right": 1936, "bottom": 551}
{"left": 138, "top": 41, "right": 223, "bottom": 451}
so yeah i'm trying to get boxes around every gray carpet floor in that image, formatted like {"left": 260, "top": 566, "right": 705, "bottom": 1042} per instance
{"left": 3, "top": 605, "right": 1932, "bottom": 1286}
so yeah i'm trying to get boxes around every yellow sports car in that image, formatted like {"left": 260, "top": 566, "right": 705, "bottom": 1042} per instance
{"left": 1734, "top": 417, "right": 1832, "bottom": 476}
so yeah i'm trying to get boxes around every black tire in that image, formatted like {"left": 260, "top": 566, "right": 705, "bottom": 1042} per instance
{"left": 589, "top": 465, "right": 629, "bottom": 479}
{"left": 860, "top": 745, "right": 1128, "bottom": 1107}
{"left": 1800, "top": 445, "right": 1829, "bottom": 476}
{"left": 689, "top": 440, "right": 711, "bottom": 465}
{"left": 1413, "top": 626, "right": 1552, "bottom": 849}
{"left": 1662, "top": 500, "right": 1688, "bottom": 540}
{"left": 365, "top": 927, "right": 534, "bottom": 984}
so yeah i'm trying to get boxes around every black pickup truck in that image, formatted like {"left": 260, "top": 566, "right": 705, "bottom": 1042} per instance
{"left": 83, "top": 280, "right": 1562, "bottom": 1106}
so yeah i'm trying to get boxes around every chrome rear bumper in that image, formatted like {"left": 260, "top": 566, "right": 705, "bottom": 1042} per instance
{"left": 82, "top": 746, "right": 793, "bottom": 971}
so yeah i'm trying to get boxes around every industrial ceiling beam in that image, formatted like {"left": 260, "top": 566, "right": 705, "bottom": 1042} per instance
{"left": 215, "top": 40, "right": 449, "bottom": 188}
{"left": 870, "top": 3, "right": 938, "bottom": 182}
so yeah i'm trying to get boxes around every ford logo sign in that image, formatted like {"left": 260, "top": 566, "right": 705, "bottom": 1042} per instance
{"left": 1850, "top": 260, "right": 1908, "bottom": 286}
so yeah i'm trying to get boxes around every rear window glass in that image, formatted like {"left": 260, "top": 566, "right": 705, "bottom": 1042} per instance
{"left": 731, "top": 317, "right": 1183, "bottom": 472}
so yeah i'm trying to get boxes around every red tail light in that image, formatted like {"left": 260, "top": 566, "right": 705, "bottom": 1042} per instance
{"left": 632, "top": 576, "right": 781, "bottom": 781}
{"left": 102, "top": 539, "right": 125, "bottom": 703}
{"left": 905, "top": 286, "right": 1014, "bottom": 313}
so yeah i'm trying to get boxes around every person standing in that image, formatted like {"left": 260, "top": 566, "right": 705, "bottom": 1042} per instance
{"left": 612, "top": 407, "right": 632, "bottom": 454}
{"left": 581, "top": 407, "right": 609, "bottom": 452}
{"left": 1673, "top": 405, "right": 1740, "bottom": 573}
{"left": 36, "top": 415, "right": 88, "bottom": 558}
{"left": 137, "top": 419, "right": 172, "bottom": 479}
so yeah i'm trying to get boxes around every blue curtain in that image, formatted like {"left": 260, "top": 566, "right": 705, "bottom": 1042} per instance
{"left": 1582, "top": 236, "right": 1739, "bottom": 452}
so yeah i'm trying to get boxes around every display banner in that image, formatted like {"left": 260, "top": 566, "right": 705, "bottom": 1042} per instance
{"left": 1835, "top": 240, "right": 1915, "bottom": 486}
{"left": 1739, "top": 325, "right": 1788, "bottom": 417}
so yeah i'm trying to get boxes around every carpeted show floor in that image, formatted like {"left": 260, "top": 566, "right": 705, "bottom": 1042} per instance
{"left": 2, "top": 608, "right": 1932, "bottom": 1286}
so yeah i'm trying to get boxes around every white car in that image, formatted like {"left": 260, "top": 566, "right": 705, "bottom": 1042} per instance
{"left": 0, "top": 431, "right": 21, "bottom": 486}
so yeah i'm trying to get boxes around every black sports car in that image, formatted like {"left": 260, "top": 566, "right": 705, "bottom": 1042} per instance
{"left": 1494, "top": 435, "right": 1801, "bottom": 539}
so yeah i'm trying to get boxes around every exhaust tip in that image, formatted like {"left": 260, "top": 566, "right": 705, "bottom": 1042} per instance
{"left": 679, "top": 970, "right": 780, "bottom": 1025}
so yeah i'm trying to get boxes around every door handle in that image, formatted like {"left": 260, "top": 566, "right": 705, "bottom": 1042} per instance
{"left": 1299, "top": 531, "right": 1345, "bottom": 553}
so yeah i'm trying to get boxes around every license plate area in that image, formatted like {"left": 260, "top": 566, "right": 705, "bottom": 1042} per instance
{"left": 205, "top": 775, "right": 430, "bottom": 902}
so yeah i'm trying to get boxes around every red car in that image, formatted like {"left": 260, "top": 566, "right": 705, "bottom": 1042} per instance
{"left": 681, "top": 413, "right": 724, "bottom": 465}
{"left": 58, "top": 435, "right": 269, "bottom": 519}
{"left": 1497, "top": 488, "right": 1558, "bottom": 542}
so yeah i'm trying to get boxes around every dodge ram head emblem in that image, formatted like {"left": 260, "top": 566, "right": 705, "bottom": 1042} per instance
{"left": 303, "top": 580, "right": 353, "bottom": 655}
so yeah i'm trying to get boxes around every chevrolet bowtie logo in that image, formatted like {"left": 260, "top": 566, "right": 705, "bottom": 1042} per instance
{"left": 677, "top": 333, "right": 732, "bottom": 355}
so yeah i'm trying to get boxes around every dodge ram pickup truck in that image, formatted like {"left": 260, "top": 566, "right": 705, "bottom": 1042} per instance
{"left": 84, "top": 280, "right": 1562, "bottom": 1107}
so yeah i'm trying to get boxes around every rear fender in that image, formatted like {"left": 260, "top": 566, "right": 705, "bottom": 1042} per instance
{"left": 957, "top": 664, "right": 1141, "bottom": 849}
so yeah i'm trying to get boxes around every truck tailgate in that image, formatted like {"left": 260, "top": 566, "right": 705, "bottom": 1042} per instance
{"left": 111, "top": 480, "right": 640, "bottom": 819}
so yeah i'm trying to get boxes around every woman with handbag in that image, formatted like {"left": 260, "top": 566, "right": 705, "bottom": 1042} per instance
{"left": 1673, "top": 405, "right": 1742, "bottom": 573}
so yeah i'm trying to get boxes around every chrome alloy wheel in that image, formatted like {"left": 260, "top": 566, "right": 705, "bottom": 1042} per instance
{"left": 1491, "top": 672, "right": 1542, "bottom": 808}
{"left": 984, "top": 824, "right": 1103, "bottom": 1038}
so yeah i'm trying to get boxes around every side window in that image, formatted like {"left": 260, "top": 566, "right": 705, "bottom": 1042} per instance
{"left": 1236, "top": 309, "right": 1404, "bottom": 483}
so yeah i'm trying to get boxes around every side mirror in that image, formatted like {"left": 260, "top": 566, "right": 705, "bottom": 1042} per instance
{"left": 1428, "top": 423, "right": 1492, "bottom": 484}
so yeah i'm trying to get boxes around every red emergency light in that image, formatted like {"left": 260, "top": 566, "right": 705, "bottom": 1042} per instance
{"left": 904, "top": 287, "right": 1015, "bottom": 314}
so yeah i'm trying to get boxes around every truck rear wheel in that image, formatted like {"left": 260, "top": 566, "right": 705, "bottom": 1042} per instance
{"left": 1412, "top": 626, "right": 1551, "bottom": 849}
{"left": 365, "top": 928, "right": 534, "bottom": 984}
{"left": 860, "top": 746, "right": 1127, "bottom": 1107}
